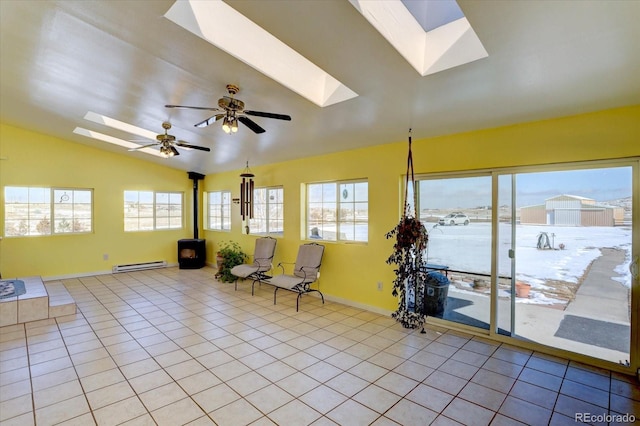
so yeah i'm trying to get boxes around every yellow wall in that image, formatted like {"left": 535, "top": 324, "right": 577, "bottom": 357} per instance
{"left": 0, "top": 124, "right": 195, "bottom": 278}
{"left": 1, "top": 105, "right": 639, "bottom": 312}
{"left": 203, "top": 105, "right": 640, "bottom": 312}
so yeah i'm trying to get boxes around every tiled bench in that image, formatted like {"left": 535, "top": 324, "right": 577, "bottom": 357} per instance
{"left": 0, "top": 276, "right": 76, "bottom": 327}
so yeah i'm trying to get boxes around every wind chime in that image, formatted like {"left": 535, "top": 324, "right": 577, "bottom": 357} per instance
{"left": 239, "top": 161, "right": 254, "bottom": 222}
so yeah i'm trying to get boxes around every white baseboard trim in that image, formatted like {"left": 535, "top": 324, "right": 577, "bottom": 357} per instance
{"left": 42, "top": 263, "right": 179, "bottom": 281}
{"left": 320, "top": 293, "right": 394, "bottom": 317}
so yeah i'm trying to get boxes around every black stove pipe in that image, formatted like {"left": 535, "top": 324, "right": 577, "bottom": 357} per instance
{"left": 188, "top": 171, "right": 205, "bottom": 239}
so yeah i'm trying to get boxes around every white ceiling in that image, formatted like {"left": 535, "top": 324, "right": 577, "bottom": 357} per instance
{"left": 1, "top": 1, "right": 639, "bottom": 174}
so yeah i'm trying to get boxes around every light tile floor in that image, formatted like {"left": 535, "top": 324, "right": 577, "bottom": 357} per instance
{"left": 1, "top": 267, "right": 639, "bottom": 425}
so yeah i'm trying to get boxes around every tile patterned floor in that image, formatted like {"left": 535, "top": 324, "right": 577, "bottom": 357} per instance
{"left": 1, "top": 267, "right": 639, "bottom": 425}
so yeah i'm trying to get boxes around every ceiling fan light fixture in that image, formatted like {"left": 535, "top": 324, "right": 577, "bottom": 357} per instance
{"left": 160, "top": 145, "right": 172, "bottom": 157}
{"left": 222, "top": 116, "right": 239, "bottom": 134}
{"left": 222, "top": 116, "right": 232, "bottom": 134}
{"left": 159, "top": 142, "right": 179, "bottom": 158}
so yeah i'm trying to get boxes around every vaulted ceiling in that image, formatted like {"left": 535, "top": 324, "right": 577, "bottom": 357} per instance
{"left": 1, "top": 1, "right": 639, "bottom": 174}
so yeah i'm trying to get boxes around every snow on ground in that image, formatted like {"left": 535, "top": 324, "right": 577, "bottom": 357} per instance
{"left": 423, "top": 222, "right": 632, "bottom": 304}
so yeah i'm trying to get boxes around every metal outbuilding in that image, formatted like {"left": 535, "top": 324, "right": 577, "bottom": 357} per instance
{"left": 520, "top": 194, "right": 623, "bottom": 226}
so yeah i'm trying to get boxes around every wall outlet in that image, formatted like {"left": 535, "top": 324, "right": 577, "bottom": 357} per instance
{"left": 103, "top": 254, "right": 109, "bottom": 261}
{"left": 377, "top": 281, "right": 383, "bottom": 291}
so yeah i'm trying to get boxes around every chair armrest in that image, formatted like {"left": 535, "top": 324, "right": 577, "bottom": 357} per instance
{"left": 275, "top": 261, "right": 295, "bottom": 274}
{"left": 254, "top": 256, "right": 274, "bottom": 264}
{"left": 299, "top": 265, "right": 320, "bottom": 282}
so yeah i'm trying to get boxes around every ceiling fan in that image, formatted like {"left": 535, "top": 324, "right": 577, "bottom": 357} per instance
{"left": 128, "top": 122, "right": 210, "bottom": 157}
{"left": 166, "top": 84, "right": 292, "bottom": 134}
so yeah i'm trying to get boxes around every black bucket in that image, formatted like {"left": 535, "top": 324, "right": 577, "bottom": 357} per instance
{"left": 423, "top": 271, "right": 449, "bottom": 316}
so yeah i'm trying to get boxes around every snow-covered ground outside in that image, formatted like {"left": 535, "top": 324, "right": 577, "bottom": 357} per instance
{"left": 423, "top": 223, "right": 632, "bottom": 305}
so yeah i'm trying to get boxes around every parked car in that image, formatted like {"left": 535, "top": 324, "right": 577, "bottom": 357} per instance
{"left": 438, "top": 213, "right": 470, "bottom": 226}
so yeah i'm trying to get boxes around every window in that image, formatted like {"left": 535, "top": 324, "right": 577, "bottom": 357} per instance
{"left": 307, "top": 180, "right": 368, "bottom": 242}
{"left": 249, "top": 187, "right": 283, "bottom": 235}
{"left": 124, "top": 191, "right": 183, "bottom": 231}
{"left": 155, "top": 192, "right": 183, "bottom": 229}
{"left": 4, "top": 187, "right": 93, "bottom": 236}
{"left": 206, "top": 190, "right": 231, "bottom": 231}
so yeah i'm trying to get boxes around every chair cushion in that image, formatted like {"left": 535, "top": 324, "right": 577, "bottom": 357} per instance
{"left": 230, "top": 264, "right": 260, "bottom": 278}
{"left": 293, "top": 244, "right": 324, "bottom": 279}
{"left": 254, "top": 238, "right": 277, "bottom": 269}
{"left": 269, "top": 274, "right": 312, "bottom": 290}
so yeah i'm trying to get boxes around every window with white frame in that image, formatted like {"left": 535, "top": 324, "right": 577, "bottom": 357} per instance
{"left": 4, "top": 186, "right": 93, "bottom": 236}
{"left": 206, "top": 190, "right": 231, "bottom": 231}
{"left": 124, "top": 191, "right": 183, "bottom": 231}
{"left": 307, "top": 180, "right": 368, "bottom": 242}
{"left": 249, "top": 187, "right": 283, "bottom": 235}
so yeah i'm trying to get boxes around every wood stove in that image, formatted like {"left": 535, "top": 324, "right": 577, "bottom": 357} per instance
{"left": 179, "top": 171, "right": 206, "bottom": 269}
{"left": 178, "top": 238, "right": 206, "bottom": 269}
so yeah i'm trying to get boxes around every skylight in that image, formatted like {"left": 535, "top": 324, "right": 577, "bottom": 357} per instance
{"left": 75, "top": 112, "right": 185, "bottom": 157}
{"left": 73, "top": 127, "right": 165, "bottom": 158}
{"left": 164, "top": 0, "right": 358, "bottom": 108}
{"left": 83, "top": 111, "right": 158, "bottom": 140}
{"left": 401, "top": 0, "right": 464, "bottom": 32}
{"left": 349, "top": 0, "right": 488, "bottom": 76}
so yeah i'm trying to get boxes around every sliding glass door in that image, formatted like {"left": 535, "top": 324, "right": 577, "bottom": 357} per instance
{"left": 417, "top": 159, "right": 637, "bottom": 367}
{"left": 417, "top": 174, "right": 493, "bottom": 330}
{"left": 502, "top": 165, "right": 634, "bottom": 364}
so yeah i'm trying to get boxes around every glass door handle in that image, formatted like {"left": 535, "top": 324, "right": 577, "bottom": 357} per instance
{"left": 631, "top": 256, "right": 639, "bottom": 280}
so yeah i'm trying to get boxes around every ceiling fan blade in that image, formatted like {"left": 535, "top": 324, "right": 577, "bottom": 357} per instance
{"left": 195, "top": 114, "right": 225, "bottom": 128}
{"left": 244, "top": 110, "right": 292, "bottom": 121}
{"left": 128, "top": 143, "right": 157, "bottom": 151}
{"left": 165, "top": 104, "right": 220, "bottom": 112}
{"left": 176, "top": 141, "right": 211, "bottom": 152}
{"left": 238, "top": 116, "right": 266, "bottom": 134}
{"left": 170, "top": 146, "right": 180, "bottom": 156}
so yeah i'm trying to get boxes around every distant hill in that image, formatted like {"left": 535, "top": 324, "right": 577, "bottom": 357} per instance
{"left": 601, "top": 196, "right": 631, "bottom": 211}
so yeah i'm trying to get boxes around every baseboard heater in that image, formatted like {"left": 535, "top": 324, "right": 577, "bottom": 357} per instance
{"left": 112, "top": 261, "right": 167, "bottom": 273}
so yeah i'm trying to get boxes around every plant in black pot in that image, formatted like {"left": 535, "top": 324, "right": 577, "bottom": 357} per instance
{"left": 215, "top": 241, "right": 247, "bottom": 283}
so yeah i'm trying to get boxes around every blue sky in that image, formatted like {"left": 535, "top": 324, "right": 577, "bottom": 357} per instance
{"left": 418, "top": 166, "right": 632, "bottom": 209}
{"left": 515, "top": 167, "right": 632, "bottom": 207}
